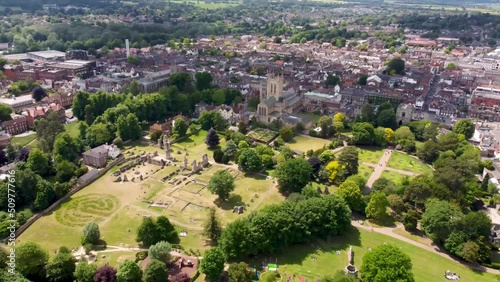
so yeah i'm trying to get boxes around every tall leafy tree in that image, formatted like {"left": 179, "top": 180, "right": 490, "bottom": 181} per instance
{"left": 117, "top": 260, "right": 142, "bottom": 282}
{"left": 136, "top": 217, "right": 160, "bottom": 247}
{"left": 72, "top": 91, "right": 90, "bottom": 120}
{"left": 365, "top": 192, "right": 389, "bottom": 220}
{"left": 156, "top": 216, "right": 178, "bottom": 243}
{"left": 173, "top": 118, "right": 188, "bottom": 137}
{"left": 94, "top": 265, "right": 117, "bottom": 282}
{"left": 16, "top": 242, "right": 49, "bottom": 280}
{"left": 203, "top": 207, "right": 223, "bottom": 243}
{"left": 205, "top": 128, "right": 220, "bottom": 148}
{"left": 222, "top": 140, "right": 238, "bottom": 159}
{"left": 0, "top": 104, "right": 12, "bottom": 122}
{"left": 361, "top": 244, "right": 415, "bottom": 282}
{"left": 228, "top": 262, "right": 253, "bottom": 282}
{"left": 81, "top": 222, "right": 100, "bottom": 245}
{"left": 195, "top": 72, "right": 213, "bottom": 91}
{"left": 37, "top": 111, "right": 65, "bottom": 153}
{"left": 46, "top": 251, "right": 76, "bottom": 282}
{"left": 452, "top": 119, "right": 474, "bottom": 139}
{"left": 26, "top": 148, "right": 50, "bottom": 176}
{"left": 338, "top": 146, "right": 359, "bottom": 176}
{"left": 421, "top": 199, "right": 462, "bottom": 244}
{"left": 148, "top": 241, "right": 172, "bottom": 264}
{"left": 74, "top": 261, "right": 97, "bottom": 282}
{"left": 208, "top": 170, "right": 235, "bottom": 201}
{"left": 142, "top": 259, "right": 168, "bottom": 282}
{"left": 32, "top": 86, "right": 47, "bottom": 102}
{"left": 199, "top": 111, "right": 226, "bottom": 131}
{"left": 55, "top": 160, "right": 78, "bottom": 183}
{"left": 337, "top": 180, "right": 364, "bottom": 212}
{"left": 200, "top": 247, "right": 225, "bottom": 282}
{"left": 275, "top": 158, "right": 313, "bottom": 193}
{"left": 168, "top": 72, "right": 194, "bottom": 93}
{"left": 237, "top": 149, "right": 262, "bottom": 172}
{"left": 53, "top": 132, "right": 81, "bottom": 163}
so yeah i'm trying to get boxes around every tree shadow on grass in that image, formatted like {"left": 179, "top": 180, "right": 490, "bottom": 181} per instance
{"left": 368, "top": 214, "right": 397, "bottom": 228}
{"left": 215, "top": 194, "right": 245, "bottom": 211}
{"left": 243, "top": 173, "right": 268, "bottom": 180}
{"left": 242, "top": 227, "right": 361, "bottom": 270}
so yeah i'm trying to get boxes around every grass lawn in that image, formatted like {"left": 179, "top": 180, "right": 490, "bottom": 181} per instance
{"left": 195, "top": 1, "right": 239, "bottom": 9}
{"left": 387, "top": 151, "right": 433, "bottom": 175}
{"left": 297, "top": 112, "right": 321, "bottom": 124}
{"left": 393, "top": 227, "right": 431, "bottom": 246}
{"left": 10, "top": 133, "right": 36, "bottom": 147}
{"left": 65, "top": 121, "right": 80, "bottom": 138}
{"left": 357, "top": 147, "right": 385, "bottom": 164}
{"left": 357, "top": 164, "right": 374, "bottom": 180}
{"left": 286, "top": 135, "right": 330, "bottom": 152}
{"left": 380, "top": 170, "right": 412, "bottom": 185}
{"left": 244, "top": 227, "right": 497, "bottom": 282}
{"left": 20, "top": 131, "right": 283, "bottom": 254}
{"left": 94, "top": 251, "right": 138, "bottom": 268}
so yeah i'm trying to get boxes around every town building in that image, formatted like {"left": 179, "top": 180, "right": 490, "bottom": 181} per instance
{"left": 256, "top": 69, "right": 302, "bottom": 124}
{"left": 469, "top": 85, "right": 500, "bottom": 121}
{"left": 0, "top": 95, "right": 34, "bottom": 112}
{"left": 82, "top": 144, "right": 121, "bottom": 168}
{"left": 1, "top": 116, "right": 28, "bottom": 135}
{"left": 138, "top": 67, "right": 175, "bottom": 93}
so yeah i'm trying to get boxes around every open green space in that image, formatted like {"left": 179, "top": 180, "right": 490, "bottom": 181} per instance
{"left": 387, "top": 151, "right": 433, "bottom": 175}
{"left": 65, "top": 121, "right": 80, "bottom": 138}
{"left": 245, "top": 227, "right": 497, "bottom": 282}
{"left": 358, "top": 147, "right": 385, "bottom": 164}
{"left": 10, "top": 133, "right": 36, "bottom": 147}
{"left": 286, "top": 135, "right": 330, "bottom": 152}
{"left": 297, "top": 112, "right": 321, "bottom": 124}
{"left": 357, "top": 164, "right": 374, "bottom": 180}
{"left": 380, "top": 170, "right": 412, "bottom": 185}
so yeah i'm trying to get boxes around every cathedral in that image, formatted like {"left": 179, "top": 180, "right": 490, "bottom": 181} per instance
{"left": 256, "top": 69, "right": 302, "bottom": 124}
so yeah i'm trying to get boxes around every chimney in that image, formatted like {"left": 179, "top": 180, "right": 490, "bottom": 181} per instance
{"left": 125, "top": 39, "right": 130, "bottom": 58}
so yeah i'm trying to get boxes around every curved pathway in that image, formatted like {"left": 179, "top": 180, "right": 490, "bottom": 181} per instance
{"left": 351, "top": 221, "right": 500, "bottom": 275}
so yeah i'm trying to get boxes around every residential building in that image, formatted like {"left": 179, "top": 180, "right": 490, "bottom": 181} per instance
{"left": 1, "top": 117, "right": 28, "bottom": 135}
{"left": 82, "top": 145, "right": 109, "bottom": 168}
{"left": 138, "top": 68, "right": 174, "bottom": 93}
{"left": 0, "top": 95, "right": 34, "bottom": 112}
{"left": 469, "top": 85, "right": 500, "bottom": 121}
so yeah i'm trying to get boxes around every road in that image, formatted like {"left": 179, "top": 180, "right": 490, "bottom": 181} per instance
{"left": 364, "top": 149, "right": 393, "bottom": 193}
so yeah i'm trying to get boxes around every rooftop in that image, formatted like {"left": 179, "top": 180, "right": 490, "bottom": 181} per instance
{"left": 0, "top": 95, "right": 34, "bottom": 106}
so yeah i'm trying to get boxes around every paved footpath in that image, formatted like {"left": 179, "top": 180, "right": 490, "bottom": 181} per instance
{"left": 351, "top": 221, "right": 500, "bottom": 275}
{"left": 364, "top": 149, "right": 393, "bottom": 193}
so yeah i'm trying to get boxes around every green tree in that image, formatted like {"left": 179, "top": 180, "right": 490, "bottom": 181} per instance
{"left": 173, "top": 118, "right": 188, "bottom": 137}
{"left": 275, "top": 158, "right": 313, "bottom": 193}
{"left": 148, "top": 241, "right": 172, "bottom": 264}
{"left": 421, "top": 199, "right": 462, "bottom": 244}
{"left": 337, "top": 180, "right": 363, "bottom": 212}
{"left": 238, "top": 122, "right": 247, "bottom": 134}
{"left": 279, "top": 126, "right": 294, "bottom": 142}
{"left": 203, "top": 207, "right": 222, "bottom": 243}
{"left": 358, "top": 75, "right": 368, "bottom": 86}
{"left": 156, "top": 216, "right": 178, "bottom": 243}
{"left": 338, "top": 146, "right": 359, "bottom": 176}
{"left": 387, "top": 195, "right": 406, "bottom": 215}
{"left": 237, "top": 149, "right": 262, "bottom": 172}
{"left": 365, "top": 192, "right": 389, "bottom": 220}
{"left": 16, "top": 242, "right": 49, "bottom": 279}
{"left": 208, "top": 170, "right": 235, "bottom": 201}
{"left": 33, "top": 179, "right": 55, "bottom": 211}
{"left": 200, "top": 247, "right": 225, "bottom": 282}
{"left": 117, "top": 113, "right": 142, "bottom": 141}
{"left": 318, "top": 115, "right": 334, "bottom": 138}
{"left": 46, "top": 251, "right": 76, "bottom": 282}
{"left": 72, "top": 91, "right": 90, "bottom": 121}
{"left": 325, "top": 74, "right": 341, "bottom": 86}
{"left": 127, "top": 56, "right": 140, "bottom": 65}
{"left": 136, "top": 217, "right": 160, "bottom": 247}
{"left": 32, "top": 86, "right": 47, "bottom": 102}
{"left": 81, "top": 222, "right": 100, "bottom": 245}
{"left": 385, "top": 58, "right": 405, "bottom": 75}
{"left": 228, "top": 262, "right": 253, "bottom": 282}
{"left": 416, "top": 140, "right": 440, "bottom": 163}
{"left": 26, "top": 148, "right": 50, "bottom": 176}
{"left": 361, "top": 244, "right": 415, "bottom": 282}
{"left": 168, "top": 72, "right": 193, "bottom": 93}
{"left": 53, "top": 133, "right": 80, "bottom": 163}
{"left": 0, "top": 104, "right": 12, "bottom": 121}
{"left": 403, "top": 209, "right": 420, "bottom": 232}
{"left": 85, "top": 123, "right": 112, "bottom": 147}
{"left": 195, "top": 72, "right": 213, "bottom": 91}
{"left": 199, "top": 111, "right": 226, "bottom": 131}
{"left": 143, "top": 259, "right": 168, "bottom": 282}
{"left": 205, "top": 128, "right": 220, "bottom": 148}
{"left": 74, "top": 262, "right": 97, "bottom": 282}
{"left": 222, "top": 140, "right": 238, "bottom": 159}
{"left": 377, "top": 109, "right": 396, "bottom": 129}
{"left": 129, "top": 80, "right": 140, "bottom": 96}
{"left": 56, "top": 160, "right": 78, "bottom": 183}
{"left": 37, "top": 112, "right": 65, "bottom": 153}
{"left": 117, "top": 260, "right": 142, "bottom": 282}
{"left": 361, "top": 104, "right": 375, "bottom": 122}
{"left": 460, "top": 241, "right": 480, "bottom": 263}
{"left": 452, "top": 119, "right": 474, "bottom": 139}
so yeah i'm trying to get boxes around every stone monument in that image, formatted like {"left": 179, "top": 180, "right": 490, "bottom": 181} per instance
{"left": 202, "top": 154, "right": 209, "bottom": 167}
{"left": 184, "top": 156, "right": 188, "bottom": 169}
{"left": 164, "top": 137, "right": 172, "bottom": 160}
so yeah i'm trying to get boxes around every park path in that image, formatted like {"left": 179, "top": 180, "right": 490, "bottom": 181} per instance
{"left": 364, "top": 149, "right": 394, "bottom": 193}
{"left": 351, "top": 221, "right": 500, "bottom": 274}
{"left": 362, "top": 162, "right": 419, "bottom": 177}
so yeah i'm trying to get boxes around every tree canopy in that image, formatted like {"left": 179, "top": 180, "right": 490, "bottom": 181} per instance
{"left": 361, "top": 244, "right": 415, "bottom": 282}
